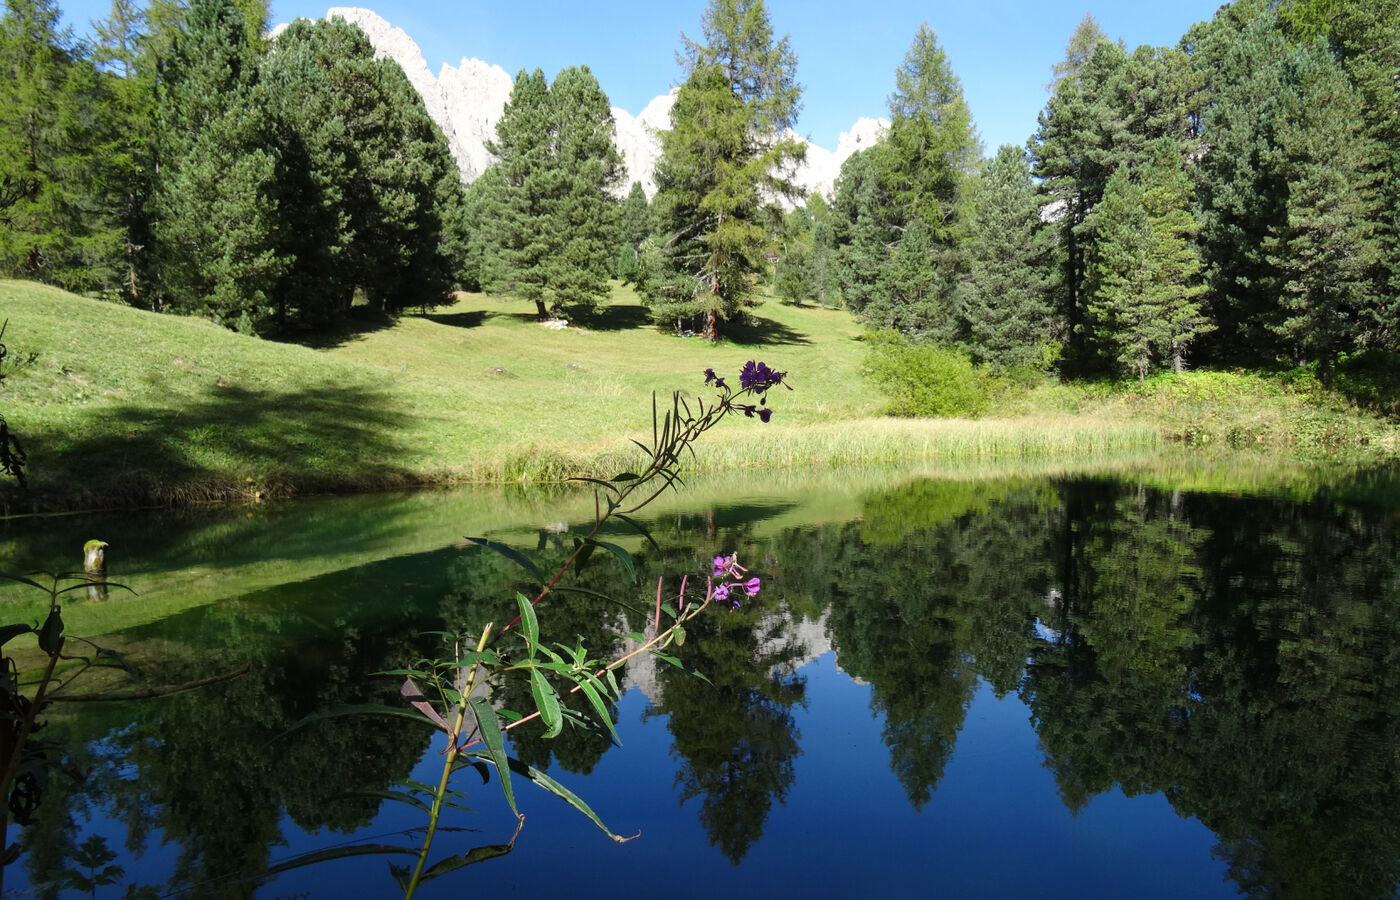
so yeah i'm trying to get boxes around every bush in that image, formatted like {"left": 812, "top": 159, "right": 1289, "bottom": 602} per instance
{"left": 861, "top": 331, "right": 994, "bottom": 418}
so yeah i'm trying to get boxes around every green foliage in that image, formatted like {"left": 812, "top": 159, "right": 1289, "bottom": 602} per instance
{"left": 962, "top": 145, "right": 1055, "bottom": 370}
{"left": 1086, "top": 142, "right": 1211, "bottom": 379}
{"left": 861, "top": 331, "right": 994, "bottom": 418}
{"left": 484, "top": 65, "right": 623, "bottom": 320}
{"left": 0, "top": 0, "right": 125, "bottom": 293}
{"left": 831, "top": 24, "right": 978, "bottom": 340}
{"left": 649, "top": 0, "right": 805, "bottom": 340}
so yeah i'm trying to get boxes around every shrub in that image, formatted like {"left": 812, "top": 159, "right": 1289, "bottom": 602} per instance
{"left": 860, "top": 331, "right": 993, "bottom": 418}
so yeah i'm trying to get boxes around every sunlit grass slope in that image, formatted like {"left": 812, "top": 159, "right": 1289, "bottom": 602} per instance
{"left": 2, "top": 278, "right": 1390, "bottom": 511}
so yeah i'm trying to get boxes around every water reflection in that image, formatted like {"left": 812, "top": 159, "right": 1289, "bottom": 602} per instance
{"left": 7, "top": 469, "right": 1400, "bottom": 897}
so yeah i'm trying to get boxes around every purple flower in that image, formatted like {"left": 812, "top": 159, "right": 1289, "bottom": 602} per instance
{"left": 742, "top": 577, "right": 761, "bottom": 596}
{"left": 703, "top": 368, "right": 716, "bottom": 384}
{"left": 713, "top": 554, "right": 736, "bottom": 578}
{"left": 739, "top": 361, "right": 786, "bottom": 391}
{"left": 758, "top": 408, "right": 773, "bottom": 423}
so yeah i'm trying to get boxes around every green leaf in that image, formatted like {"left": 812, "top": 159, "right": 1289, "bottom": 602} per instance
{"left": 0, "top": 570, "right": 49, "bottom": 592}
{"left": 651, "top": 652, "right": 711, "bottom": 684}
{"left": 264, "top": 843, "right": 418, "bottom": 877}
{"left": 275, "top": 704, "right": 441, "bottom": 742}
{"left": 569, "top": 476, "right": 620, "bottom": 493}
{"left": 467, "top": 696, "right": 517, "bottom": 815}
{"left": 529, "top": 668, "right": 563, "bottom": 738}
{"left": 614, "top": 513, "right": 662, "bottom": 555}
{"left": 463, "top": 537, "right": 545, "bottom": 585}
{"left": 516, "top": 593, "right": 539, "bottom": 658}
{"left": 585, "top": 539, "right": 636, "bottom": 584}
{"left": 576, "top": 677, "right": 621, "bottom": 745}
{"left": 611, "top": 472, "right": 641, "bottom": 482}
{"left": 418, "top": 842, "right": 516, "bottom": 882}
{"left": 336, "top": 790, "right": 433, "bottom": 815}
{"left": 37, "top": 607, "right": 63, "bottom": 655}
{"left": 0, "top": 624, "right": 32, "bottom": 650}
{"left": 461, "top": 752, "right": 638, "bottom": 842}
{"left": 629, "top": 438, "right": 654, "bottom": 458}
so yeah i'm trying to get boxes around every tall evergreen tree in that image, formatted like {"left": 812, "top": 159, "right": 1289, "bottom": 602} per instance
{"left": 832, "top": 24, "right": 978, "bottom": 341}
{"left": 649, "top": 0, "right": 804, "bottom": 341}
{"left": 1262, "top": 41, "right": 1382, "bottom": 377}
{"left": 487, "top": 65, "right": 622, "bottom": 319}
{"left": 150, "top": 0, "right": 284, "bottom": 329}
{"left": 0, "top": 0, "right": 123, "bottom": 292}
{"left": 1086, "top": 142, "right": 1211, "bottom": 379}
{"left": 962, "top": 144, "right": 1055, "bottom": 370}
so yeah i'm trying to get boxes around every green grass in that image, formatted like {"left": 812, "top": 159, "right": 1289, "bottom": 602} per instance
{"left": 1, "top": 278, "right": 1394, "bottom": 512}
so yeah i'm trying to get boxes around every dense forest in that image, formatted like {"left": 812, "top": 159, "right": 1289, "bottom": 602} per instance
{"left": 1, "top": 0, "right": 1397, "bottom": 380}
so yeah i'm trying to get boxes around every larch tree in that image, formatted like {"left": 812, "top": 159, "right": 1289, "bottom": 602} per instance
{"left": 648, "top": 0, "right": 805, "bottom": 341}
{"left": 0, "top": 0, "right": 123, "bottom": 293}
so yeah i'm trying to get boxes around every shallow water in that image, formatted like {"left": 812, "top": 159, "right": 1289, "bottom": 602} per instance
{"left": 4, "top": 465, "right": 1400, "bottom": 898}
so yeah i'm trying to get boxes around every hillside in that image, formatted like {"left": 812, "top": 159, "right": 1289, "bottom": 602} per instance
{"left": 0, "top": 280, "right": 1191, "bottom": 512}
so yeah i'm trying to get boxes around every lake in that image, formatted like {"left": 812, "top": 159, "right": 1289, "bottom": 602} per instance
{"left": 2, "top": 461, "right": 1399, "bottom": 898}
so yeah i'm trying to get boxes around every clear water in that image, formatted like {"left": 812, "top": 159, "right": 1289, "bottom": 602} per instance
{"left": 3, "top": 466, "right": 1399, "bottom": 898}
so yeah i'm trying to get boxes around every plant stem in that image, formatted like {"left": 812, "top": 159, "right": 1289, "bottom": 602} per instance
{"left": 403, "top": 627, "right": 491, "bottom": 900}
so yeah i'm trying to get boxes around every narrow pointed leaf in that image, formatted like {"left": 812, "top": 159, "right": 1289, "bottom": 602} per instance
{"left": 419, "top": 842, "right": 515, "bottom": 882}
{"left": 529, "top": 668, "right": 563, "bottom": 738}
{"left": 614, "top": 513, "right": 662, "bottom": 555}
{"left": 401, "top": 678, "right": 450, "bottom": 732}
{"left": 467, "top": 696, "right": 517, "bottom": 815}
{"left": 463, "top": 537, "right": 545, "bottom": 584}
{"left": 516, "top": 593, "right": 539, "bottom": 657}
{"left": 576, "top": 678, "right": 620, "bottom": 746}
{"left": 585, "top": 539, "right": 636, "bottom": 584}
{"left": 461, "top": 752, "right": 638, "bottom": 842}
{"left": 264, "top": 843, "right": 417, "bottom": 877}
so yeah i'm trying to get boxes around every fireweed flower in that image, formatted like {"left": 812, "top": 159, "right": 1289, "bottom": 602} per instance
{"left": 709, "top": 554, "right": 760, "bottom": 609}
{"left": 703, "top": 360, "right": 788, "bottom": 424}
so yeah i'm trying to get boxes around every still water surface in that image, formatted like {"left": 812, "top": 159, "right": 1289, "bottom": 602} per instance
{"left": 2, "top": 465, "right": 1398, "bottom": 898}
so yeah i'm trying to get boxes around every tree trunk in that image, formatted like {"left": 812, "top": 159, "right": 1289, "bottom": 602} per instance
{"left": 704, "top": 308, "right": 718, "bottom": 342}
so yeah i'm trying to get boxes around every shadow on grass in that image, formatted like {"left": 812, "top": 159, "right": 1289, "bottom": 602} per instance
{"left": 722, "top": 313, "right": 811, "bottom": 346}
{"left": 2, "top": 382, "right": 417, "bottom": 512}
{"left": 583, "top": 303, "right": 653, "bottom": 332}
{"left": 274, "top": 307, "right": 402, "bottom": 351}
{"left": 419, "top": 309, "right": 489, "bottom": 330}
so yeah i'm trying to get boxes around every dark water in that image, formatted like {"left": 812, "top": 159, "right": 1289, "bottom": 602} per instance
{"left": 4, "top": 467, "right": 1400, "bottom": 899}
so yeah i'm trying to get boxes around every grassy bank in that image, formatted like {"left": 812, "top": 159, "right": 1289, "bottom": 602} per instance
{"left": 0, "top": 279, "right": 1394, "bottom": 512}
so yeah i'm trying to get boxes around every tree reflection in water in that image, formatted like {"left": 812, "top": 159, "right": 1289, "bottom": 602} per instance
{"left": 11, "top": 471, "right": 1400, "bottom": 897}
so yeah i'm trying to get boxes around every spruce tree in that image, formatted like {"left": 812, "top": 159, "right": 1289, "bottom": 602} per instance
{"left": 962, "top": 145, "right": 1055, "bottom": 370}
{"left": 649, "top": 0, "right": 804, "bottom": 341}
{"left": 831, "top": 24, "right": 978, "bottom": 340}
{"left": 1262, "top": 42, "right": 1382, "bottom": 378}
{"left": 1084, "top": 165, "right": 1156, "bottom": 379}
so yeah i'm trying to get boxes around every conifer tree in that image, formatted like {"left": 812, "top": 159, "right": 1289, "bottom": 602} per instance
{"left": 962, "top": 145, "right": 1055, "bottom": 370}
{"left": 150, "top": 0, "right": 284, "bottom": 329}
{"left": 488, "top": 65, "right": 622, "bottom": 319}
{"left": 649, "top": 0, "right": 804, "bottom": 340}
{"left": 0, "top": 0, "right": 123, "bottom": 292}
{"left": 1262, "top": 41, "right": 1382, "bottom": 378}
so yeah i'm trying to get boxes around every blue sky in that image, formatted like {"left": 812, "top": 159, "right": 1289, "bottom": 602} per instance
{"left": 58, "top": 0, "right": 1228, "bottom": 154}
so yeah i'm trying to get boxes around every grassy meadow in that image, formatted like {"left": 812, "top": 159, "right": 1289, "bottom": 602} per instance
{"left": 0, "top": 278, "right": 1395, "bottom": 512}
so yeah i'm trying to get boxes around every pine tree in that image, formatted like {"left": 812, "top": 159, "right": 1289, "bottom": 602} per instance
{"left": 962, "top": 144, "right": 1055, "bottom": 370}
{"left": 488, "top": 65, "right": 622, "bottom": 319}
{"left": 650, "top": 0, "right": 804, "bottom": 341}
{"left": 150, "top": 0, "right": 285, "bottom": 329}
{"left": 615, "top": 180, "right": 652, "bottom": 285}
